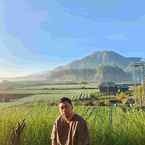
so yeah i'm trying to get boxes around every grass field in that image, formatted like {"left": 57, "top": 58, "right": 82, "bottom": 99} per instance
{"left": 0, "top": 82, "right": 99, "bottom": 108}
{"left": 1, "top": 103, "right": 145, "bottom": 145}
{"left": 1, "top": 82, "right": 145, "bottom": 145}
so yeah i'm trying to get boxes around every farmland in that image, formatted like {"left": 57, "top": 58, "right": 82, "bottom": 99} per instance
{"left": 1, "top": 103, "right": 145, "bottom": 145}
{"left": 1, "top": 82, "right": 145, "bottom": 145}
{"left": 0, "top": 82, "right": 99, "bottom": 107}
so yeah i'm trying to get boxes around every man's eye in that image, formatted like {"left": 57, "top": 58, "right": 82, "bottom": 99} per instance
{"left": 61, "top": 106, "right": 65, "bottom": 109}
{"left": 61, "top": 105, "right": 68, "bottom": 109}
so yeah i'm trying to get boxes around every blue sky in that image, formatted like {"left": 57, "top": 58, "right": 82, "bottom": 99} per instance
{"left": 0, "top": 0, "right": 145, "bottom": 78}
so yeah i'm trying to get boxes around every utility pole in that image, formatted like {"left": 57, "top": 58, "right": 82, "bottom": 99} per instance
{"left": 143, "top": 64, "right": 145, "bottom": 106}
{"left": 132, "top": 62, "right": 145, "bottom": 108}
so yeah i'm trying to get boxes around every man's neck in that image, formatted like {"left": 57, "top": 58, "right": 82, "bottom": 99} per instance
{"left": 63, "top": 112, "right": 75, "bottom": 123}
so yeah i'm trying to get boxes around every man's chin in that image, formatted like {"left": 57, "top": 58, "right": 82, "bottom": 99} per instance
{"left": 62, "top": 114, "right": 67, "bottom": 117}
{"left": 62, "top": 114, "right": 69, "bottom": 119}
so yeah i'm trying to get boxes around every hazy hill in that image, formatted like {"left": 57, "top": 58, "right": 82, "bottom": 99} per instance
{"left": 61, "top": 50, "right": 141, "bottom": 70}
{"left": 3, "top": 50, "right": 143, "bottom": 83}
{"left": 43, "top": 50, "right": 141, "bottom": 82}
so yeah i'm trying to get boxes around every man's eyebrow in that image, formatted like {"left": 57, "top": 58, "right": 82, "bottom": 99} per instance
{"left": 60, "top": 104, "right": 68, "bottom": 108}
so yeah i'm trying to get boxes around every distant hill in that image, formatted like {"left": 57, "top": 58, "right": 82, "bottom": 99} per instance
{"left": 44, "top": 50, "right": 141, "bottom": 83}
{"left": 3, "top": 50, "right": 143, "bottom": 83}
{"left": 61, "top": 50, "right": 141, "bottom": 70}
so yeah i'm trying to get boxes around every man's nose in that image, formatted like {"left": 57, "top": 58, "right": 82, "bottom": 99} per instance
{"left": 62, "top": 108, "right": 66, "bottom": 111}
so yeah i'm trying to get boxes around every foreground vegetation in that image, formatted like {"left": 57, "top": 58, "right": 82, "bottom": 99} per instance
{"left": 1, "top": 82, "right": 145, "bottom": 145}
{"left": 1, "top": 102, "right": 145, "bottom": 145}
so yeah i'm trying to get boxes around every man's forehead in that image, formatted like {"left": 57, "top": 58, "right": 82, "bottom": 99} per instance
{"left": 59, "top": 102, "right": 70, "bottom": 107}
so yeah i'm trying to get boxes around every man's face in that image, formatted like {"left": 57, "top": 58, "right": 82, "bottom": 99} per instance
{"left": 59, "top": 102, "right": 73, "bottom": 119}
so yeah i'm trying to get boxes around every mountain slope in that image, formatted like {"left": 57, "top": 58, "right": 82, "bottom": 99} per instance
{"left": 45, "top": 50, "right": 142, "bottom": 82}
{"left": 4, "top": 50, "right": 143, "bottom": 83}
{"left": 62, "top": 50, "right": 141, "bottom": 70}
{"left": 95, "top": 65, "right": 131, "bottom": 82}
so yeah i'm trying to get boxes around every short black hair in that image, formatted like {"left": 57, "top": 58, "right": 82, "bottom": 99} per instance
{"left": 59, "top": 97, "right": 72, "bottom": 106}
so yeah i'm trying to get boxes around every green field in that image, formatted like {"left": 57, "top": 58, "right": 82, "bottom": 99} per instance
{"left": 1, "top": 82, "right": 145, "bottom": 145}
{"left": 1, "top": 103, "right": 145, "bottom": 145}
{"left": 0, "top": 82, "right": 99, "bottom": 108}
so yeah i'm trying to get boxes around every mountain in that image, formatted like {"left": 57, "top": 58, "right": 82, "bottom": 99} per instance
{"left": 95, "top": 65, "right": 131, "bottom": 82}
{"left": 3, "top": 50, "right": 143, "bottom": 83}
{"left": 42, "top": 50, "right": 141, "bottom": 83}
{"left": 60, "top": 50, "right": 141, "bottom": 70}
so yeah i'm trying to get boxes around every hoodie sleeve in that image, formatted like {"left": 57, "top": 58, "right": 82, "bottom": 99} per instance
{"left": 51, "top": 123, "right": 57, "bottom": 145}
{"left": 77, "top": 120, "right": 90, "bottom": 145}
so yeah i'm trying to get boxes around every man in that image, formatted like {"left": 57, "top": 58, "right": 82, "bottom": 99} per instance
{"left": 51, "top": 97, "right": 90, "bottom": 145}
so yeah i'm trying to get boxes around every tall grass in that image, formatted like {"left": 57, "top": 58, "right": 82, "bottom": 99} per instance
{"left": 1, "top": 103, "right": 145, "bottom": 145}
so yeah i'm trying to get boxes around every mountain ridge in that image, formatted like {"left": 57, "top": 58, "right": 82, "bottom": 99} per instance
{"left": 2, "top": 50, "right": 143, "bottom": 83}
